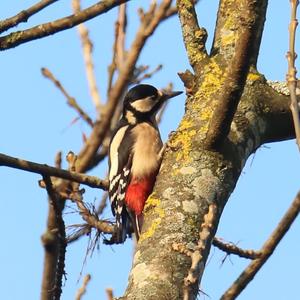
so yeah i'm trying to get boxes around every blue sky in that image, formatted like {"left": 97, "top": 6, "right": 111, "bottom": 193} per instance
{"left": 0, "top": 1, "right": 299, "bottom": 299}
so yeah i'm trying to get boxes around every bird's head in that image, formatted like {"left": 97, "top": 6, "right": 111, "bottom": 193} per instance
{"left": 122, "top": 84, "right": 182, "bottom": 123}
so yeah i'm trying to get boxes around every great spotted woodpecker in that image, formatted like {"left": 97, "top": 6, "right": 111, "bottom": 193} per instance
{"left": 105, "top": 84, "right": 182, "bottom": 244}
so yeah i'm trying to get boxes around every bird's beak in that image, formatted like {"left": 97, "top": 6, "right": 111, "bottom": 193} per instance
{"left": 160, "top": 90, "right": 183, "bottom": 101}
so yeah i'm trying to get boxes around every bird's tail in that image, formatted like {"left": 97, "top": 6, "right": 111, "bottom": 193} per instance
{"left": 103, "top": 210, "right": 132, "bottom": 245}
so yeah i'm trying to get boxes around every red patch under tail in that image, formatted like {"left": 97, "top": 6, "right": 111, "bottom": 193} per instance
{"left": 125, "top": 176, "right": 156, "bottom": 239}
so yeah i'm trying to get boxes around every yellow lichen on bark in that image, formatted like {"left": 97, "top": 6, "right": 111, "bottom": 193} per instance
{"left": 170, "top": 118, "right": 197, "bottom": 162}
{"left": 247, "top": 72, "right": 262, "bottom": 82}
{"left": 140, "top": 194, "right": 165, "bottom": 242}
{"left": 196, "top": 59, "right": 225, "bottom": 100}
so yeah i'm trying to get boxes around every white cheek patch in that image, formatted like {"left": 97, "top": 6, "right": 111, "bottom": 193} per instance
{"left": 130, "top": 97, "right": 157, "bottom": 112}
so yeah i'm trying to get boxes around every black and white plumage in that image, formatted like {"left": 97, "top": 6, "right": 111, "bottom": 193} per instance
{"left": 104, "top": 84, "right": 182, "bottom": 244}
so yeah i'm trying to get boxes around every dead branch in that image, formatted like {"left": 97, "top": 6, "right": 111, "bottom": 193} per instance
{"left": 72, "top": 0, "right": 102, "bottom": 114}
{"left": 132, "top": 64, "right": 163, "bottom": 84}
{"left": 106, "top": 3, "right": 127, "bottom": 96}
{"left": 41, "top": 176, "right": 66, "bottom": 300}
{"left": 221, "top": 191, "right": 300, "bottom": 300}
{"left": 286, "top": 0, "right": 300, "bottom": 151}
{"left": 0, "top": 152, "right": 108, "bottom": 189}
{"left": 116, "top": 3, "right": 127, "bottom": 70}
{"left": 212, "top": 237, "right": 261, "bottom": 260}
{"left": 0, "top": 0, "right": 130, "bottom": 50}
{"left": 75, "top": 274, "right": 91, "bottom": 300}
{"left": 66, "top": 190, "right": 114, "bottom": 234}
{"left": 67, "top": 224, "right": 92, "bottom": 244}
{"left": 107, "top": 20, "right": 119, "bottom": 94}
{"left": 0, "top": 0, "right": 58, "bottom": 34}
{"left": 41, "top": 67, "right": 94, "bottom": 127}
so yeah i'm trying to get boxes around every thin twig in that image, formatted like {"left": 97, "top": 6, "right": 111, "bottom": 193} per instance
{"left": 72, "top": 0, "right": 102, "bottom": 114}
{"left": 107, "top": 20, "right": 119, "bottom": 95}
{"left": 116, "top": 3, "right": 127, "bottom": 69}
{"left": 75, "top": 274, "right": 91, "bottom": 300}
{"left": 182, "top": 204, "right": 218, "bottom": 300}
{"left": 67, "top": 190, "right": 114, "bottom": 234}
{"left": 212, "top": 237, "right": 261, "bottom": 260}
{"left": 41, "top": 67, "right": 94, "bottom": 127}
{"left": 67, "top": 224, "right": 91, "bottom": 243}
{"left": 66, "top": 192, "right": 109, "bottom": 244}
{"left": 0, "top": 152, "right": 108, "bottom": 190}
{"left": 97, "top": 192, "right": 109, "bottom": 215}
{"left": 0, "top": 0, "right": 129, "bottom": 50}
{"left": 221, "top": 191, "right": 300, "bottom": 300}
{"left": 286, "top": 0, "right": 300, "bottom": 151}
{"left": 132, "top": 64, "right": 163, "bottom": 84}
{"left": 0, "top": 0, "right": 58, "bottom": 34}
{"left": 106, "top": 3, "right": 127, "bottom": 95}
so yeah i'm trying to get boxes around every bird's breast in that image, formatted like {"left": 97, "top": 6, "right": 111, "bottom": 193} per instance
{"left": 131, "top": 122, "right": 163, "bottom": 178}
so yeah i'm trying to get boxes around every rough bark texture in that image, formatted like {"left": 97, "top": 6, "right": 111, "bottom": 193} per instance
{"left": 120, "top": 0, "right": 295, "bottom": 299}
{"left": 121, "top": 79, "right": 293, "bottom": 300}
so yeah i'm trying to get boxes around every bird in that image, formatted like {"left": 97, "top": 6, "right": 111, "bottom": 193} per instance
{"left": 104, "top": 84, "right": 182, "bottom": 244}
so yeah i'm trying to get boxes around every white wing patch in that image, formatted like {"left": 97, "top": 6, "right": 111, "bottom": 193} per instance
{"left": 109, "top": 164, "right": 131, "bottom": 227}
{"left": 109, "top": 125, "right": 129, "bottom": 182}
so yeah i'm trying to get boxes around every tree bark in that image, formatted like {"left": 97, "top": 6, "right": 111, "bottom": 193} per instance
{"left": 121, "top": 0, "right": 295, "bottom": 298}
{"left": 121, "top": 75, "right": 294, "bottom": 300}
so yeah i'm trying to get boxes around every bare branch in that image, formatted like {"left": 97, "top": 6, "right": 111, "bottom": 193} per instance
{"left": 72, "top": 0, "right": 102, "bottom": 113}
{"left": 75, "top": 274, "right": 91, "bottom": 300}
{"left": 0, "top": 0, "right": 58, "bottom": 34}
{"left": 221, "top": 191, "right": 300, "bottom": 300}
{"left": 132, "top": 64, "right": 163, "bottom": 84}
{"left": 176, "top": 0, "right": 208, "bottom": 74}
{"left": 67, "top": 190, "right": 114, "bottom": 234}
{"left": 106, "top": 3, "right": 127, "bottom": 95}
{"left": 286, "top": 0, "right": 300, "bottom": 151}
{"left": 212, "top": 237, "right": 261, "bottom": 260}
{"left": 0, "top": 0, "right": 129, "bottom": 50}
{"left": 41, "top": 67, "right": 94, "bottom": 127}
{"left": 107, "top": 20, "right": 119, "bottom": 94}
{"left": 0, "top": 152, "right": 108, "bottom": 190}
{"left": 42, "top": 176, "right": 66, "bottom": 300}
{"left": 67, "top": 224, "right": 91, "bottom": 244}
{"left": 116, "top": 3, "right": 127, "bottom": 69}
